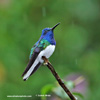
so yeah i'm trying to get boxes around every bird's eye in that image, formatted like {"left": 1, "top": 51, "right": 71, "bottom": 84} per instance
{"left": 43, "top": 30, "right": 49, "bottom": 35}
{"left": 45, "top": 30, "right": 49, "bottom": 32}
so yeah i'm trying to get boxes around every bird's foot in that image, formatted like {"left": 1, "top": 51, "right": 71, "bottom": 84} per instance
{"left": 43, "top": 62, "right": 48, "bottom": 66}
{"left": 42, "top": 56, "right": 49, "bottom": 65}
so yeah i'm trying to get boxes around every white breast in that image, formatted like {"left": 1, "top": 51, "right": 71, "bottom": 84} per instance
{"left": 37, "top": 45, "right": 55, "bottom": 63}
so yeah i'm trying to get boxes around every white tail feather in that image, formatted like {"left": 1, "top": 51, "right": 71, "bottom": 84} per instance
{"left": 23, "top": 59, "right": 39, "bottom": 80}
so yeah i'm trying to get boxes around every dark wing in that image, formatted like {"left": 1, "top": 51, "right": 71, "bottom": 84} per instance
{"left": 22, "top": 47, "right": 42, "bottom": 77}
{"left": 22, "top": 37, "right": 43, "bottom": 77}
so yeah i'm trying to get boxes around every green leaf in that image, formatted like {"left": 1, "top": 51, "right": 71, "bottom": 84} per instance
{"left": 65, "top": 81, "right": 75, "bottom": 89}
{"left": 52, "top": 81, "right": 75, "bottom": 99}
{"left": 53, "top": 86, "right": 69, "bottom": 99}
{"left": 41, "top": 84, "right": 54, "bottom": 100}
{"left": 73, "top": 92, "right": 84, "bottom": 99}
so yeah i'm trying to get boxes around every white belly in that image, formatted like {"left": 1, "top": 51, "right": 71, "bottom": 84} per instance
{"left": 37, "top": 45, "right": 55, "bottom": 63}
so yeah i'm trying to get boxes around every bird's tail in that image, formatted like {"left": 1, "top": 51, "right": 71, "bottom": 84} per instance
{"left": 22, "top": 59, "right": 41, "bottom": 81}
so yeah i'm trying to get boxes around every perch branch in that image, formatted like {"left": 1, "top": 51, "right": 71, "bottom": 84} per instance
{"left": 42, "top": 56, "right": 76, "bottom": 100}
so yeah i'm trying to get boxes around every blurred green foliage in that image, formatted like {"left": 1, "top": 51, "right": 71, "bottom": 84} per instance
{"left": 0, "top": 0, "right": 100, "bottom": 100}
{"left": 41, "top": 75, "right": 86, "bottom": 100}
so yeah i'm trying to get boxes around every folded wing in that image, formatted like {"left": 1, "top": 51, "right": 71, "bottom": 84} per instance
{"left": 22, "top": 47, "right": 42, "bottom": 81}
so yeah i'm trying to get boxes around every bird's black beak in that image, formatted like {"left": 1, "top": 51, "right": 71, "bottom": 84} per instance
{"left": 51, "top": 23, "right": 60, "bottom": 31}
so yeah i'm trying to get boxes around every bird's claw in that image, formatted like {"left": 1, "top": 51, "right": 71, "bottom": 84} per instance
{"left": 43, "top": 62, "right": 48, "bottom": 65}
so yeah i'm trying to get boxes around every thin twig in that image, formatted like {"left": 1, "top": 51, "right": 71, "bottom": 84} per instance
{"left": 42, "top": 56, "right": 76, "bottom": 100}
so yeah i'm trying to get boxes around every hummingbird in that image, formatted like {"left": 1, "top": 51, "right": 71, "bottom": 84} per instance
{"left": 22, "top": 23, "right": 60, "bottom": 81}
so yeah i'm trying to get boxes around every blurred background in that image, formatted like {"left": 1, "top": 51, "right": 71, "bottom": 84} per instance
{"left": 0, "top": 0, "right": 100, "bottom": 100}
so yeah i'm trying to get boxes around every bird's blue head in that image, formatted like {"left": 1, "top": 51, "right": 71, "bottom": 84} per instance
{"left": 40, "top": 23, "right": 60, "bottom": 45}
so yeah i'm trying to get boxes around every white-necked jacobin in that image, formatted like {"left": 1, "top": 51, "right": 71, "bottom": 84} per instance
{"left": 22, "top": 23, "right": 60, "bottom": 81}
